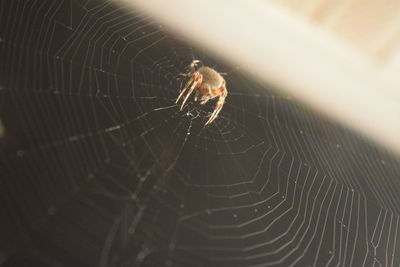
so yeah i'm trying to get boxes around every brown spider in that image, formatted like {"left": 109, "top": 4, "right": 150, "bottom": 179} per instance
{"left": 176, "top": 60, "right": 228, "bottom": 125}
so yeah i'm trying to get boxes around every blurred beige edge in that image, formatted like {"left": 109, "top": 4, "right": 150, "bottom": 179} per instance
{"left": 120, "top": 0, "right": 400, "bottom": 155}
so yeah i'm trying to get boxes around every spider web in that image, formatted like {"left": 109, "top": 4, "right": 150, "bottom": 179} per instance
{"left": 1, "top": 0, "right": 400, "bottom": 266}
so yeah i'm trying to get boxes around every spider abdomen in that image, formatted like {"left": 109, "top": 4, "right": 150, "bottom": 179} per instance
{"left": 198, "top": 66, "right": 224, "bottom": 90}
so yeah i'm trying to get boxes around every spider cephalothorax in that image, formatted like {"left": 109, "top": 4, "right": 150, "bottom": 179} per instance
{"left": 176, "top": 60, "right": 228, "bottom": 125}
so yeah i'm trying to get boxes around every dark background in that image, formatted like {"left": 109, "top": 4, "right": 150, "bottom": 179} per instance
{"left": 1, "top": 0, "right": 400, "bottom": 266}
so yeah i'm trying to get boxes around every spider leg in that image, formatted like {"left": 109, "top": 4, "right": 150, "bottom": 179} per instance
{"left": 200, "top": 85, "right": 212, "bottom": 104}
{"left": 176, "top": 73, "right": 202, "bottom": 110}
{"left": 176, "top": 60, "right": 201, "bottom": 105}
{"left": 181, "top": 81, "right": 201, "bottom": 110}
{"left": 205, "top": 88, "right": 227, "bottom": 125}
{"left": 176, "top": 76, "right": 195, "bottom": 104}
{"left": 205, "top": 98, "right": 223, "bottom": 125}
{"left": 200, "top": 97, "right": 210, "bottom": 105}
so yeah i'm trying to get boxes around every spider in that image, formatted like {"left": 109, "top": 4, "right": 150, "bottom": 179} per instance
{"left": 176, "top": 60, "right": 228, "bottom": 125}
